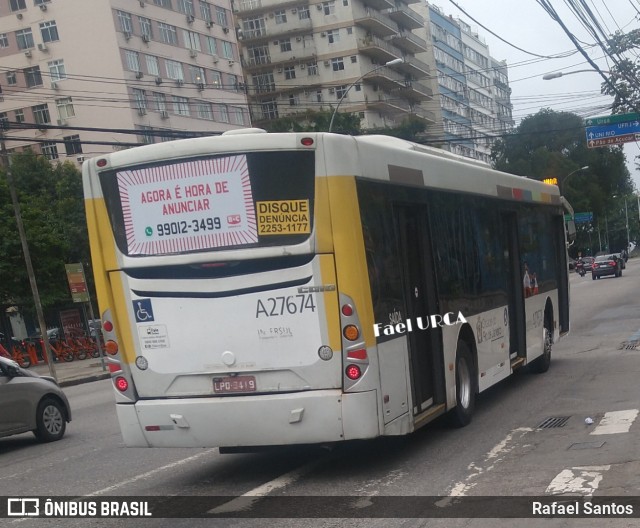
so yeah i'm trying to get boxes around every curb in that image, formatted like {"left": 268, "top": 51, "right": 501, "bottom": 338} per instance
{"left": 59, "top": 373, "right": 111, "bottom": 388}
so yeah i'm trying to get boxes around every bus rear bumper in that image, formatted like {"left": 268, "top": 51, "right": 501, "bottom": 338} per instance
{"left": 116, "top": 389, "right": 379, "bottom": 448}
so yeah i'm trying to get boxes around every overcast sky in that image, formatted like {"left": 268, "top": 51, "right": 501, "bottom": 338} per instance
{"left": 442, "top": 0, "right": 640, "bottom": 188}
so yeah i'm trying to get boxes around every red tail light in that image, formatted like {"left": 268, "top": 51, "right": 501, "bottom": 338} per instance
{"left": 347, "top": 349, "right": 368, "bottom": 360}
{"left": 345, "top": 365, "right": 362, "bottom": 380}
{"left": 115, "top": 376, "right": 129, "bottom": 392}
{"left": 103, "top": 320, "right": 113, "bottom": 332}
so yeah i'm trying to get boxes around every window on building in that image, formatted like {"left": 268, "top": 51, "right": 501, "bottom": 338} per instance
{"left": 138, "top": 125, "right": 155, "bottom": 144}
{"left": 14, "top": 109, "right": 24, "bottom": 123}
{"left": 32, "top": 103, "right": 50, "bottom": 124}
{"left": 24, "top": 66, "right": 42, "bottom": 87}
{"left": 10, "top": 0, "right": 26, "bottom": 12}
{"left": 16, "top": 29, "right": 34, "bottom": 50}
{"left": 41, "top": 142, "right": 59, "bottom": 160}
{"left": 347, "top": 27, "right": 353, "bottom": 35}
{"left": 253, "top": 72, "right": 275, "bottom": 93}
{"left": 152, "top": 92, "right": 167, "bottom": 112}
{"left": 125, "top": 50, "right": 141, "bottom": 72}
{"left": 331, "top": 57, "right": 344, "bottom": 71}
{"left": 133, "top": 88, "right": 147, "bottom": 110}
{"left": 39, "top": 21, "right": 59, "bottom": 43}
{"left": 316, "top": 90, "right": 323, "bottom": 103}
{"left": 116, "top": 11, "right": 133, "bottom": 33}
{"left": 196, "top": 101, "right": 213, "bottom": 120}
{"left": 323, "top": 1, "right": 335, "bottom": 15}
{"left": 158, "top": 23, "right": 178, "bottom": 45}
{"left": 218, "top": 104, "right": 229, "bottom": 123}
{"left": 63, "top": 134, "right": 82, "bottom": 155}
{"left": 0, "top": 112, "right": 9, "bottom": 130}
{"left": 261, "top": 99, "right": 278, "bottom": 119}
{"left": 284, "top": 66, "right": 295, "bottom": 80}
{"left": 210, "top": 70, "right": 222, "bottom": 88}
{"left": 6, "top": 72, "right": 17, "bottom": 85}
{"left": 34, "top": 0, "right": 51, "bottom": 6}
{"left": 327, "top": 29, "right": 339, "bottom": 44}
{"left": 165, "top": 59, "right": 184, "bottom": 80}
{"left": 221, "top": 41, "right": 234, "bottom": 58}
{"left": 216, "top": 6, "right": 228, "bottom": 26}
{"left": 307, "top": 62, "right": 318, "bottom": 76}
{"left": 172, "top": 96, "right": 190, "bottom": 116}
{"left": 177, "top": 0, "right": 194, "bottom": 15}
{"left": 275, "top": 10, "right": 287, "bottom": 24}
{"left": 183, "top": 30, "right": 201, "bottom": 51}
{"left": 0, "top": 34, "right": 9, "bottom": 48}
{"left": 298, "top": 6, "right": 310, "bottom": 19}
{"left": 48, "top": 59, "right": 66, "bottom": 81}
{"left": 248, "top": 45, "right": 270, "bottom": 65}
{"left": 205, "top": 36, "right": 217, "bottom": 55}
{"left": 200, "top": 1, "right": 212, "bottom": 22}
{"left": 189, "top": 65, "right": 205, "bottom": 83}
{"left": 336, "top": 85, "right": 348, "bottom": 99}
{"left": 231, "top": 107, "right": 244, "bottom": 125}
{"left": 145, "top": 55, "right": 160, "bottom": 76}
{"left": 153, "top": 0, "right": 171, "bottom": 8}
{"left": 288, "top": 94, "right": 299, "bottom": 106}
{"left": 280, "top": 38, "right": 291, "bottom": 53}
{"left": 56, "top": 97, "right": 75, "bottom": 119}
{"left": 139, "top": 17, "right": 153, "bottom": 39}
{"left": 350, "top": 55, "right": 357, "bottom": 63}
{"left": 243, "top": 17, "right": 265, "bottom": 38}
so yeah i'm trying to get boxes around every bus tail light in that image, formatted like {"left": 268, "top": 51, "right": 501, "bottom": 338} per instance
{"left": 345, "top": 365, "right": 362, "bottom": 380}
{"left": 347, "top": 349, "right": 367, "bottom": 360}
{"left": 343, "top": 324, "right": 360, "bottom": 341}
{"left": 105, "top": 340, "right": 119, "bottom": 355}
{"left": 115, "top": 376, "right": 129, "bottom": 392}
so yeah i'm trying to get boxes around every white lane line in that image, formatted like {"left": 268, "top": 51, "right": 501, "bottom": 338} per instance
{"left": 546, "top": 465, "right": 611, "bottom": 495}
{"left": 590, "top": 409, "right": 639, "bottom": 435}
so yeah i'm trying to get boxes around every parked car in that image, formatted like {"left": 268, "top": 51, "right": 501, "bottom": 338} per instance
{"left": 592, "top": 255, "right": 622, "bottom": 279}
{"left": 0, "top": 356, "right": 71, "bottom": 442}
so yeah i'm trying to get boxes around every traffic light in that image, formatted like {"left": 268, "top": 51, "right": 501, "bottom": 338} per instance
{"left": 542, "top": 177, "right": 558, "bottom": 185}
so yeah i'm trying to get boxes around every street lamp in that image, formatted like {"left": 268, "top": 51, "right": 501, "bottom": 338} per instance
{"left": 542, "top": 70, "right": 610, "bottom": 80}
{"left": 561, "top": 165, "right": 589, "bottom": 194}
{"left": 328, "top": 58, "right": 404, "bottom": 133}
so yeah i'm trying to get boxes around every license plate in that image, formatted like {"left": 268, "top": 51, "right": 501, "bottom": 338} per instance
{"left": 213, "top": 375, "right": 256, "bottom": 394}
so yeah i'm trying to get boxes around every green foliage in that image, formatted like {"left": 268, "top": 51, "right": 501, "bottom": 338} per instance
{"left": 366, "top": 115, "right": 427, "bottom": 141}
{"left": 602, "top": 30, "right": 640, "bottom": 114}
{"left": 260, "top": 110, "right": 362, "bottom": 135}
{"left": 0, "top": 151, "right": 90, "bottom": 311}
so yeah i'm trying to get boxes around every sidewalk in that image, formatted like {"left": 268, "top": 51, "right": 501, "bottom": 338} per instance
{"left": 31, "top": 357, "right": 110, "bottom": 387}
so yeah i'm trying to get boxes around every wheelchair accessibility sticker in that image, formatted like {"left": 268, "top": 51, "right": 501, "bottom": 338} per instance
{"left": 133, "top": 299, "right": 154, "bottom": 323}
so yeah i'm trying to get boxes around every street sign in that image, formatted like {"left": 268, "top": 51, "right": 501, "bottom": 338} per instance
{"left": 585, "top": 112, "right": 640, "bottom": 127}
{"left": 587, "top": 133, "right": 640, "bottom": 149}
{"left": 573, "top": 212, "right": 593, "bottom": 223}
{"left": 65, "top": 263, "right": 90, "bottom": 303}
{"left": 586, "top": 120, "right": 640, "bottom": 140}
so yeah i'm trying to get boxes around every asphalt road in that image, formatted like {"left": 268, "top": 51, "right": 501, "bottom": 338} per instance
{"left": 2, "top": 260, "right": 640, "bottom": 528}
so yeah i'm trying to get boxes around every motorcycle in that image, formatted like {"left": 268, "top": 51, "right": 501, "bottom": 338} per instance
{"left": 576, "top": 260, "right": 586, "bottom": 276}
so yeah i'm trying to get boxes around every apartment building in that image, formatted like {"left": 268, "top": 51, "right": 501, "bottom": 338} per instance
{"left": 415, "top": 3, "right": 514, "bottom": 163}
{"left": 234, "top": 0, "right": 436, "bottom": 129}
{"left": 0, "top": 0, "right": 249, "bottom": 164}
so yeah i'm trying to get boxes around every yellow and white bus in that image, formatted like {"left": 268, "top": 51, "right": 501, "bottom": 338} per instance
{"left": 83, "top": 130, "right": 572, "bottom": 449}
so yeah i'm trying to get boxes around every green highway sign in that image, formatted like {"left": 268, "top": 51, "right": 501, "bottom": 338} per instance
{"left": 585, "top": 112, "right": 640, "bottom": 127}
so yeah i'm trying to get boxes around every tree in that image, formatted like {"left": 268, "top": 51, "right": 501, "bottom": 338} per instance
{"left": 0, "top": 151, "right": 90, "bottom": 314}
{"left": 601, "top": 29, "right": 640, "bottom": 114}
{"left": 366, "top": 115, "right": 428, "bottom": 142}
{"left": 260, "top": 110, "right": 362, "bottom": 135}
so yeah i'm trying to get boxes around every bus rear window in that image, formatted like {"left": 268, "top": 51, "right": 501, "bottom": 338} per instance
{"left": 99, "top": 151, "right": 315, "bottom": 256}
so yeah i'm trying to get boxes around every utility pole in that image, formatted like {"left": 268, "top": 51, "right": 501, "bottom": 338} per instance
{"left": 0, "top": 134, "right": 57, "bottom": 379}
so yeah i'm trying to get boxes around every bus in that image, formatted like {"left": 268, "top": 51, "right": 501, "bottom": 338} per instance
{"left": 82, "top": 130, "right": 573, "bottom": 449}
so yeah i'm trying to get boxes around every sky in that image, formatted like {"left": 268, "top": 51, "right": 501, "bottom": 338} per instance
{"left": 443, "top": 0, "right": 640, "bottom": 189}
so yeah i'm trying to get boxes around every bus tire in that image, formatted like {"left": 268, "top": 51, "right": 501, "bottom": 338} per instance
{"left": 33, "top": 398, "right": 66, "bottom": 442}
{"left": 530, "top": 322, "right": 552, "bottom": 374}
{"left": 449, "top": 340, "right": 476, "bottom": 428}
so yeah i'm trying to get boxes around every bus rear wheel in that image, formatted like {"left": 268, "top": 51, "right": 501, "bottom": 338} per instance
{"left": 448, "top": 340, "right": 476, "bottom": 428}
{"left": 530, "top": 323, "right": 552, "bottom": 374}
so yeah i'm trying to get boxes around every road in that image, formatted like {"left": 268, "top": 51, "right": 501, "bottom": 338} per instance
{"left": 2, "top": 260, "right": 640, "bottom": 527}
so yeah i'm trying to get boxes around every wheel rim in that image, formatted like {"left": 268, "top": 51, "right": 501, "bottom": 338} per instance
{"left": 458, "top": 357, "right": 471, "bottom": 409}
{"left": 544, "top": 328, "right": 552, "bottom": 359}
{"left": 43, "top": 405, "right": 63, "bottom": 435}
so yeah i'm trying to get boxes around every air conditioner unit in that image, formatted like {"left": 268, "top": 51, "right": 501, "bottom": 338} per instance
{"left": 300, "top": 63, "right": 305, "bottom": 69}
{"left": 124, "top": 31, "right": 132, "bottom": 40}
{"left": 321, "top": 32, "right": 327, "bottom": 37}
{"left": 277, "top": 67, "right": 283, "bottom": 73}
{"left": 317, "top": 4, "right": 323, "bottom": 10}
{"left": 138, "top": 108, "right": 147, "bottom": 116}
{"left": 296, "top": 37, "right": 302, "bottom": 42}
{"left": 328, "top": 87, "right": 335, "bottom": 94}
{"left": 176, "top": 79, "right": 184, "bottom": 86}
{"left": 139, "top": 0, "right": 145, "bottom": 6}
{"left": 228, "top": 59, "right": 235, "bottom": 66}
{"left": 223, "top": 27, "right": 229, "bottom": 33}
{"left": 273, "top": 41, "right": 279, "bottom": 45}
{"left": 189, "top": 49, "right": 197, "bottom": 58}
{"left": 269, "top": 12, "right": 274, "bottom": 18}
{"left": 16, "top": 13, "right": 23, "bottom": 19}
{"left": 212, "top": 54, "right": 219, "bottom": 63}
{"left": 76, "top": 156, "right": 86, "bottom": 163}
{"left": 291, "top": 8, "right": 297, "bottom": 13}
{"left": 197, "top": 82, "right": 205, "bottom": 91}
{"left": 50, "top": 80, "right": 59, "bottom": 89}
{"left": 186, "top": 14, "right": 195, "bottom": 24}
{"left": 56, "top": 119, "right": 67, "bottom": 126}
{"left": 24, "top": 50, "right": 32, "bottom": 57}
{"left": 142, "top": 34, "right": 150, "bottom": 43}
{"left": 37, "top": 43, "right": 48, "bottom": 52}
{"left": 324, "top": 60, "right": 330, "bottom": 66}
{"left": 135, "top": 71, "right": 144, "bottom": 79}
{"left": 155, "top": 77, "right": 163, "bottom": 85}
{"left": 206, "top": 21, "right": 214, "bottom": 28}
{"left": 160, "top": 110, "right": 169, "bottom": 119}
{"left": 39, "top": 3, "right": 47, "bottom": 10}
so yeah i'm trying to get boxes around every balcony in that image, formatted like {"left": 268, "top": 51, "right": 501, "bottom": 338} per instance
{"left": 357, "top": 35, "right": 402, "bottom": 63}
{"left": 388, "top": 31, "right": 428, "bottom": 53}
{"left": 397, "top": 55, "right": 430, "bottom": 77}
{"left": 234, "top": 0, "right": 308, "bottom": 16}
{"left": 363, "top": 67, "right": 408, "bottom": 90}
{"left": 361, "top": 0, "right": 394, "bottom": 10}
{"left": 399, "top": 79, "right": 433, "bottom": 101}
{"left": 410, "top": 106, "right": 437, "bottom": 124}
{"left": 240, "top": 18, "right": 312, "bottom": 43}
{"left": 364, "top": 93, "right": 412, "bottom": 115}
{"left": 385, "top": 6, "right": 424, "bottom": 30}
{"left": 354, "top": 8, "right": 399, "bottom": 38}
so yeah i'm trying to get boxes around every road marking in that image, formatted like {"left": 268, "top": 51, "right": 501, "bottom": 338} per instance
{"left": 591, "top": 409, "right": 639, "bottom": 435}
{"left": 546, "top": 465, "right": 610, "bottom": 495}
